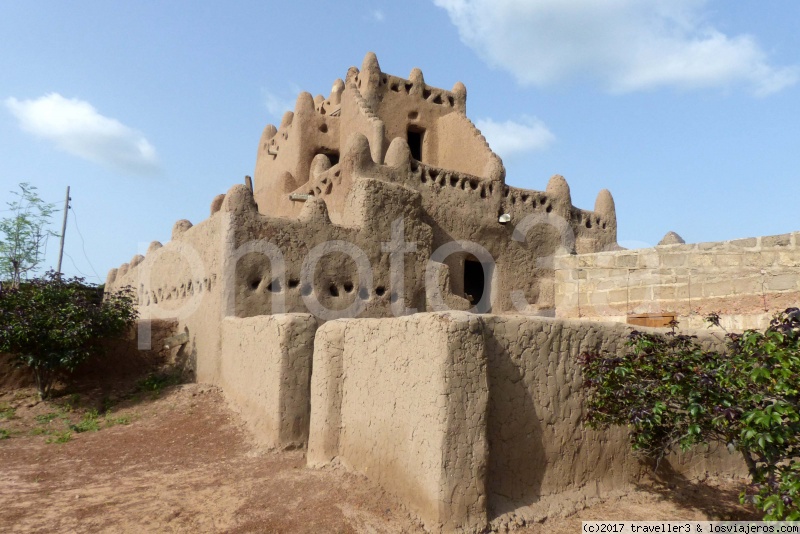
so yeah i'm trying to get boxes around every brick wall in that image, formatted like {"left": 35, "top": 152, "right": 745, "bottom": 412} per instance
{"left": 554, "top": 232, "right": 800, "bottom": 330}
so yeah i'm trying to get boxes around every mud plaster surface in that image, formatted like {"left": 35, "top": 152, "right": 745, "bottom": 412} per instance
{"left": 308, "top": 312, "right": 745, "bottom": 532}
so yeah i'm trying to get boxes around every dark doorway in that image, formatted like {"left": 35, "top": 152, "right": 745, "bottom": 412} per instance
{"left": 463, "top": 257, "right": 486, "bottom": 311}
{"left": 407, "top": 128, "right": 424, "bottom": 161}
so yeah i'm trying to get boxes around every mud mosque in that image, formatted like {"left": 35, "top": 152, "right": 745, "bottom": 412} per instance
{"left": 106, "top": 54, "right": 799, "bottom": 531}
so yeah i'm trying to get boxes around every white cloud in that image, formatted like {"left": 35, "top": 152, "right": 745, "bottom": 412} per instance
{"left": 263, "top": 89, "right": 294, "bottom": 117}
{"left": 4, "top": 93, "right": 160, "bottom": 175}
{"left": 372, "top": 9, "right": 385, "bottom": 22}
{"left": 475, "top": 116, "right": 555, "bottom": 157}
{"left": 434, "top": 0, "right": 798, "bottom": 95}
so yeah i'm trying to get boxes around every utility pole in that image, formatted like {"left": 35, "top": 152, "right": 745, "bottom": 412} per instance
{"left": 56, "top": 186, "right": 71, "bottom": 275}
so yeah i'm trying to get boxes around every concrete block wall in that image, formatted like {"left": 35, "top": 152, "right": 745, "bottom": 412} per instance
{"left": 554, "top": 232, "right": 800, "bottom": 330}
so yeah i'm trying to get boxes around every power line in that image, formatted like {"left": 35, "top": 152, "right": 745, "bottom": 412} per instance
{"left": 64, "top": 251, "right": 96, "bottom": 281}
{"left": 68, "top": 205, "right": 103, "bottom": 283}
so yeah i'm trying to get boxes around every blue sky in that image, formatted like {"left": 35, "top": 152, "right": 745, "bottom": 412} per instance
{"left": 1, "top": 1, "right": 798, "bottom": 283}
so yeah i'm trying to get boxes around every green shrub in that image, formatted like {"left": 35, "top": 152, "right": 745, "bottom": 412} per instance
{"left": 580, "top": 308, "right": 800, "bottom": 520}
{"left": 0, "top": 271, "right": 137, "bottom": 398}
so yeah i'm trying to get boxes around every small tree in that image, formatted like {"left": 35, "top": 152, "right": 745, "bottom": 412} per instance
{"left": 0, "top": 182, "right": 56, "bottom": 288}
{"left": 0, "top": 271, "right": 138, "bottom": 398}
{"left": 579, "top": 309, "right": 800, "bottom": 520}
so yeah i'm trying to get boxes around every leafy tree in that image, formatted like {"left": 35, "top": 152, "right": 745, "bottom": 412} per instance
{"left": 0, "top": 271, "right": 138, "bottom": 399}
{"left": 0, "top": 182, "right": 56, "bottom": 288}
{"left": 579, "top": 309, "right": 800, "bottom": 520}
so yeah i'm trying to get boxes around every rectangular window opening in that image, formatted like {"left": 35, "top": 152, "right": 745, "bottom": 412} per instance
{"left": 463, "top": 257, "right": 489, "bottom": 313}
{"left": 407, "top": 128, "right": 424, "bottom": 162}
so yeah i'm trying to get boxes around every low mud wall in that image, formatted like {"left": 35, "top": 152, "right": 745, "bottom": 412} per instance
{"left": 481, "top": 316, "right": 742, "bottom": 523}
{"left": 219, "top": 314, "right": 317, "bottom": 449}
{"left": 482, "top": 316, "right": 640, "bottom": 520}
{"left": 306, "top": 312, "right": 744, "bottom": 532}
{"left": 308, "top": 313, "right": 489, "bottom": 532}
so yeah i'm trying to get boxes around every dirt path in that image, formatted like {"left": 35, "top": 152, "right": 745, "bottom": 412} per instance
{"left": 0, "top": 384, "right": 421, "bottom": 533}
{"left": 0, "top": 383, "right": 757, "bottom": 533}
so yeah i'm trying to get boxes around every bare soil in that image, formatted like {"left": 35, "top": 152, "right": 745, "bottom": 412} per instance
{"left": 0, "top": 377, "right": 758, "bottom": 533}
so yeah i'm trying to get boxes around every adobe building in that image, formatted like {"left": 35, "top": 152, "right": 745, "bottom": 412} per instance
{"left": 106, "top": 54, "right": 798, "bottom": 532}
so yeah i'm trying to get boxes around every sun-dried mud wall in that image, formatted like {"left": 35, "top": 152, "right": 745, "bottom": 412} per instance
{"left": 481, "top": 316, "right": 641, "bottom": 520}
{"left": 228, "top": 177, "right": 435, "bottom": 321}
{"left": 105, "top": 210, "right": 227, "bottom": 384}
{"left": 309, "top": 313, "right": 489, "bottom": 532}
{"left": 555, "top": 232, "right": 800, "bottom": 330}
{"left": 480, "top": 315, "right": 743, "bottom": 523}
{"left": 308, "top": 312, "right": 745, "bottom": 532}
{"left": 220, "top": 314, "right": 317, "bottom": 449}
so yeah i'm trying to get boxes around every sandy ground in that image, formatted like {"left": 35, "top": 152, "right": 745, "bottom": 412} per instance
{"left": 0, "top": 381, "right": 758, "bottom": 533}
